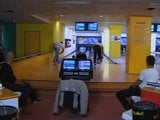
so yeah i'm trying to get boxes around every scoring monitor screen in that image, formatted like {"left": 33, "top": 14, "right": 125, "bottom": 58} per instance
{"left": 157, "top": 25, "right": 160, "bottom": 32}
{"left": 78, "top": 60, "right": 91, "bottom": 70}
{"left": 63, "top": 60, "right": 75, "bottom": 70}
{"left": 75, "top": 22, "right": 85, "bottom": 31}
{"left": 88, "top": 22, "right": 98, "bottom": 31}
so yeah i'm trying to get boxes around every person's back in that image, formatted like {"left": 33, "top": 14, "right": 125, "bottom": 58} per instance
{"left": 139, "top": 68, "right": 159, "bottom": 88}
{"left": 93, "top": 44, "right": 102, "bottom": 64}
{"left": 53, "top": 42, "right": 63, "bottom": 50}
{"left": 76, "top": 53, "right": 87, "bottom": 59}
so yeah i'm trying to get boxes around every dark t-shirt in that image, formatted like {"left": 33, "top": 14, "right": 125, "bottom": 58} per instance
{"left": 93, "top": 45, "right": 101, "bottom": 53}
{"left": 0, "top": 63, "right": 17, "bottom": 88}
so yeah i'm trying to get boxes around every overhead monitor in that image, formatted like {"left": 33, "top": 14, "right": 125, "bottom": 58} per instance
{"left": 88, "top": 22, "right": 98, "bottom": 31}
{"left": 151, "top": 23, "right": 160, "bottom": 32}
{"left": 75, "top": 22, "right": 85, "bottom": 31}
{"left": 151, "top": 24, "right": 155, "bottom": 32}
{"left": 157, "top": 24, "right": 160, "bottom": 32}
{"left": 75, "top": 22, "right": 98, "bottom": 31}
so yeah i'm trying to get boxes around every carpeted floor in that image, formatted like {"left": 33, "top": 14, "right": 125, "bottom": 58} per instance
{"left": 19, "top": 95, "right": 124, "bottom": 120}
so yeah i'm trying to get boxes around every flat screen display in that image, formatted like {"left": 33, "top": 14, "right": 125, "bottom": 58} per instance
{"left": 78, "top": 60, "right": 91, "bottom": 70}
{"left": 77, "top": 36, "right": 101, "bottom": 45}
{"left": 151, "top": 23, "right": 160, "bottom": 32}
{"left": 151, "top": 24, "right": 154, "bottom": 32}
{"left": 157, "top": 25, "right": 160, "bottom": 32}
{"left": 88, "top": 22, "right": 98, "bottom": 31}
{"left": 63, "top": 60, "right": 75, "bottom": 70}
{"left": 75, "top": 22, "right": 85, "bottom": 31}
{"left": 75, "top": 22, "right": 98, "bottom": 31}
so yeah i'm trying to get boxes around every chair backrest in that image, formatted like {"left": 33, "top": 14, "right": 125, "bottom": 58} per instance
{"left": 61, "top": 91, "right": 80, "bottom": 109}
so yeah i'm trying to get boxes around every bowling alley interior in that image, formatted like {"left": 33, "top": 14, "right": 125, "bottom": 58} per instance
{"left": 1, "top": 0, "right": 160, "bottom": 120}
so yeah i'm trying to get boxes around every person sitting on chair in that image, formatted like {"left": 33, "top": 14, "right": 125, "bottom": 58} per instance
{"left": 116, "top": 55, "right": 159, "bottom": 110}
{"left": 0, "top": 52, "right": 41, "bottom": 108}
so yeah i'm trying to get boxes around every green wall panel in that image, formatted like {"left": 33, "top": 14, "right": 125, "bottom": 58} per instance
{"left": 0, "top": 21, "right": 16, "bottom": 55}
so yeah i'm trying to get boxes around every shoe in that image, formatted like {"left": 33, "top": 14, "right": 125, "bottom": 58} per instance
{"left": 68, "top": 110, "right": 78, "bottom": 116}
{"left": 53, "top": 61, "right": 56, "bottom": 65}
{"left": 33, "top": 98, "right": 41, "bottom": 104}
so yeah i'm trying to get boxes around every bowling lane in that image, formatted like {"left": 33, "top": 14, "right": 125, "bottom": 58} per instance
{"left": 12, "top": 53, "right": 137, "bottom": 83}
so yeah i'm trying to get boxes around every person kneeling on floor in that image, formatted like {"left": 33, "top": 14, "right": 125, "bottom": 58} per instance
{"left": 0, "top": 52, "right": 41, "bottom": 109}
{"left": 116, "top": 55, "right": 159, "bottom": 110}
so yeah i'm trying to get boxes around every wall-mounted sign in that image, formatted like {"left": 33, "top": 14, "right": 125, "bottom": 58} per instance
{"left": 65, "top": 39, "right": 71, "bottom": 48}
{"left": 111, "top": 35, "right": 121, "bottom": 41}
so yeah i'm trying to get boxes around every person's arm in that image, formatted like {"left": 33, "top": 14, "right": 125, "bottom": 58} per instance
{"left": 131, "top": 71, "right": 144, "bottom": 88}
{"left": 131, "top": 79, "right": 142, "bottom": 88}
{"left": 59, "top": 48, "right": 64, "bottom": 54}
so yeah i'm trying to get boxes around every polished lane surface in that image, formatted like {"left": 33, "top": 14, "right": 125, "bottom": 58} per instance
{"left": 13, "top": 53, "right": 138, "bottom": 83}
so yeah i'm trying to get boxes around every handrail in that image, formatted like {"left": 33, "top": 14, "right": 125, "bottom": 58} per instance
{"left": 0, "top": 51, "right": 51, "bottom": 65}
{"left": 103, "top": 53, "right": 117, "bottom": 64}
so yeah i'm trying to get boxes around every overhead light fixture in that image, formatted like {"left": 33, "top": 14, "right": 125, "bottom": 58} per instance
{"left": 60, "top": 15, "right": 64, "bottom": 17}
{"left": 31, "top": 14, "right": 50, "bottom": 23}
{"left": 147, "top": 8, "right": 156, "bottom": 10}
{"left": 13, "top": 20, "right": 16, "bottom": 22}
{"left": 99, "top": 15, "right": 103, "bottom": 18}
{"left": 6, "top": 10, "right": 15, "bottom": 13}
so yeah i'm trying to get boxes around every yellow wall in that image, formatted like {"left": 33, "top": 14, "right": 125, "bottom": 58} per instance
{"left": 103, "top": 27, "right": 110, "bottom": 55}
{"left": 16, "top": 21, "right": 65, "bottom": 57}
{"left": 109, "top": 25, "right": 122, "bottom": 58}
{"left": 126, "top": 16, "right": 152, "bottom": 74}
{"left": 16, "top": 23, "right": 54, "bottom": 57}
{"left": 52, "top": 21, "right": 65, "bottom": 57}
{"left": 53, "top": 21, "right": 64, "bottom": 43}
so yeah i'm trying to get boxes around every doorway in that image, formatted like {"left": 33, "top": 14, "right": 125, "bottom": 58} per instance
{"left": 24, "top": 31, "right": 40, "bottom": 56}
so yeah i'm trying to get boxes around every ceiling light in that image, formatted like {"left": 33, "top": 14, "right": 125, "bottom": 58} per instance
{"left": 99, "top": 15, "right": 103, "bottom": 18}
{"left": 60, "top": 15, "right": 64, "bottom": 17}
{"left": 13, "top": 20, "right": 16, "bottom": 22}
{"left": 6, "top": 10, "right": 15, "bottom": 13}
{"left": 147, "top": 8, "right": 156, "bottom": 10}
{"left": 31, "top": 14, "right": 50, "bottom": 23}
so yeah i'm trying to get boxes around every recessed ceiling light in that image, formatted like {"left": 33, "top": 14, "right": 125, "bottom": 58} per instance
{"left": 60, "top": 15, "right": 64, "bottom": 17}
{"left": 147, "top": 8, "right": 156, "bottom": 10}
{"left": 6, "top": 10, "right": 15, "bottom": 13}
{"left": 99, "top": 15, "right": 103, "bottom": 18}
